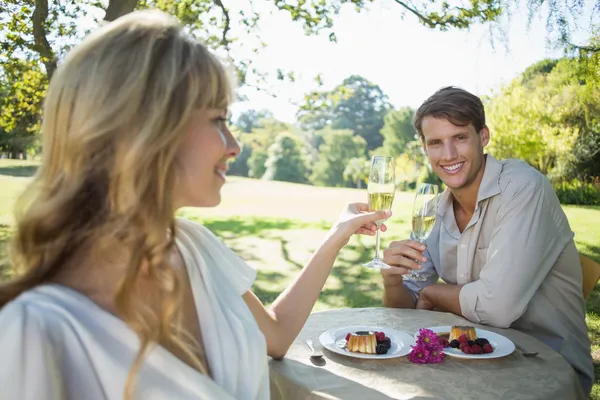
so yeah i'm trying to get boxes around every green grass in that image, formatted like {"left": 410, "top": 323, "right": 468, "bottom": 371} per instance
{"left": 0, "top": 159, "right": 599, "bottom": 397}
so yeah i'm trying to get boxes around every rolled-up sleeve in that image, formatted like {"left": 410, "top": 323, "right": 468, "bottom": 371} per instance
{"left": 459, "top": 177, "right": 571, "bottom": 328}
{"left": 403, "top": 233, "right": 440, "bottom": 303}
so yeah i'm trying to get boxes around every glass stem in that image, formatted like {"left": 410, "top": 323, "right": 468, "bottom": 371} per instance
{"left": 374, "top": 223, "right": 381, "bottom": 260}
{"left": 410, "top": 238, "right": 423, "bottom": 275}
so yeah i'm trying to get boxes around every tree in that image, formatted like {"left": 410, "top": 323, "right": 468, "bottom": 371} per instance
{"left": 394, "top": 152, "right": 421, "bottom": 190}
{"left": 310, "top": 128, "right": 367, "bottom": 187}
{"left": 343, "top": 157, "right": 370, "bottom": 188}
{"left": 1, "top": 0, "right": 595, "bottom": 160}
{"left": 248, "top": 118, "right": 292, "bottom": 148}
{"left": 233, "top": 116, "right": 292, "bottom": 178}
{"left": 248, "top": 149, "right": 268, "bottom": 179}
{"left": 263, "top": 133, "right": 309, "bottom": 183}
{"left": 379, "top": 107, "right": 416, "bottom": 157}
{"left": 227, "top": 128, "right": 252, "bottom": 176}
{"left": 235, "top": 109, "right": 273, "bottom": 133}
{"left": 486, "top": 55, "right": 599, "bottom": 180}
{"left": 568, "top": 29, "right": 600, "bottom": 179}
{"left": 298, "top": 75, "right": 390, "bottom": 150}
{"left": 1, "top": 0, "right": 518, "bottom": 88}
{"left": 0, "top": 59, "right": 46, "bottom": 158}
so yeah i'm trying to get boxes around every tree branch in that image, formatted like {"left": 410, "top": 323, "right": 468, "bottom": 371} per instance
{"left": 212, "top": 0, "right": 231, "bottom": 49}
{"left": 392, "top": 0, "right": 435, "bottom": 28}
{"left": 243, "top": 82, "right": 301, "bottom": 108}
{"left": 104, "top": 0, "right": 138, "bottom": 22}
{"left": 568, "top": 41, "right": 600, "bottom": 53}
{"left": 32, "top": 0, "right": 57, "bottom": 79}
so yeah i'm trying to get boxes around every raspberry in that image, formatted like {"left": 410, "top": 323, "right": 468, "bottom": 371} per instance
{"left": 459, "top": 342, "right": 468, "bottom": 350}
{"left": 439, "top": 338, "right": 450, "bottom": 348}
{"left": 475, "top": 338, "right": 489, "bottom": 347}
{"left": 462, "top": 345, "right": 472, "bottom": 354}
{"left": 375, "top": 332, "right": 385, "bottom": 341}
{"left": 470, "top": 344, "right": 482, "bottom": 354}
{"left": 457, "top": 334, "right": 468, "bottom": 344}
{"left": 449, "top": 339, "right": 460, "bottom": 348}
{"left": 345, "top": 333, "right": 351, "bottom": 341}
{"left": 376, "top": 343, "right": 388, "bottom": 354}
{"left": 482, "top": 344, "right": 494, "bottom": 354}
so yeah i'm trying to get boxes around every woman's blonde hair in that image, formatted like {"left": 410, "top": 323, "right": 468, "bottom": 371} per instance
{"left": 0, "top": 10, "right": 234, "bottom": 397}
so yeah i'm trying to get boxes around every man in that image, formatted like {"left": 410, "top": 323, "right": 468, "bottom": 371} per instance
{"left": 381, "top": 86, "right": 594, "bottom": 395}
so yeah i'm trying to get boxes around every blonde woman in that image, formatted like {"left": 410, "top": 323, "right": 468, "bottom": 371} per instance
{"left": 0, "top": 10, "right": 390, "bottom": 400}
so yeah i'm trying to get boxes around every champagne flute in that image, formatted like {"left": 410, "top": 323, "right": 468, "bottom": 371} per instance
{"left": 402, "top": 183, "right": 439, "bottom": 281}
{"left": 363, "top": 156, "right": 395, "bottom": 270}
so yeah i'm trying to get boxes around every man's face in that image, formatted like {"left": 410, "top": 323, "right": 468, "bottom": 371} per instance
{"left": 421, "top": 116, "right": 489, "bottom": 192}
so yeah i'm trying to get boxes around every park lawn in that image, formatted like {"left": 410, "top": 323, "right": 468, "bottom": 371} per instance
{"left": 0, "top": 159, "right": 599, "bottom": 398}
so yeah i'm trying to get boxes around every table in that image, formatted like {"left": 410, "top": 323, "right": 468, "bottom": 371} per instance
{"left": 269, "top": 308, "right": 585, "bottom": 400}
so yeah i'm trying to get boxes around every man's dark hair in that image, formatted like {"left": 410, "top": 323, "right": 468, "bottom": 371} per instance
{"left": 413, "top": 86, "right": 486, "bottom": 137}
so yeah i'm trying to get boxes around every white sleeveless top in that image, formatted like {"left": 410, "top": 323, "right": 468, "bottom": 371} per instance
{"left": 0, "top": 218, "right": 269, "bottom": 399}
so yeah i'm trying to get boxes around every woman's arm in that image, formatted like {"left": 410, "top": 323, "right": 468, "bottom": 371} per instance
{"left": 243, "top": 203, "right": 391, "bottom": 359}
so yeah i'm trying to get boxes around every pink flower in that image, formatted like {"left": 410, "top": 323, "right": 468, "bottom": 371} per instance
{"left": 408, "top": 344, "right": 430, "bottom": 364}
{"left": 416, "top": 329, "right": 439, "bottom": 350}
{"left": 427, "top": 347, "right": 445, "bottom": 363}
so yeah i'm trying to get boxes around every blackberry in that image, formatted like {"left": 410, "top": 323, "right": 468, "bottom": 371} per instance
{"left": 376, "top": 343, "right": 388, "bottom": 354}
{"left": 467, "top": 340, "right": 476, "bottom": 346}
{"left": 475, "top": 338, "right": 489, "bottom": 347}
{"left": 449, "top": 339, "right": 460, "bottom": 348}
{"left": 382, "top": 337, "right": 392, "bottom": 349}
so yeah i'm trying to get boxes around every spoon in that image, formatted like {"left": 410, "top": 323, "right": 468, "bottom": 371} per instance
{"left": 515, "top": 343, "right": 538, "bottom": 357}
{"left": 306, "top": 339, "right": 323, "bottom": 359}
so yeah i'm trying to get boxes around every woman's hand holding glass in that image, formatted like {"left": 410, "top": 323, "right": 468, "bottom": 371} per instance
{"left": 327, "top": 203, "right": 392, "bottom": 248}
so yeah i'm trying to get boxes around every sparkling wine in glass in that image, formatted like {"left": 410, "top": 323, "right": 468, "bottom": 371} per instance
{"left": 363, "top": 156, "right": 395, "bottom": 270}
{"left": 402, "top": 183, "right": 439, "bottom": 281}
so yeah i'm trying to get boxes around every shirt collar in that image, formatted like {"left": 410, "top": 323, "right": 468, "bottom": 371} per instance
{"left": 477, "top": 154, "right": 502, "bottom": 204}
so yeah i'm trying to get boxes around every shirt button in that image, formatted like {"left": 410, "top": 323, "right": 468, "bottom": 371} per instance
{"left": 460, "top": 273, "right": 466, "bottom": 278}
{"left": 460, "top": 244, "right": 466, "bottom": 249}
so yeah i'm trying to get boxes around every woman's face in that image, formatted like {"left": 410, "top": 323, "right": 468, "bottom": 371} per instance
{"left": 173, "top": 108, "right": 240, "bottom": 209}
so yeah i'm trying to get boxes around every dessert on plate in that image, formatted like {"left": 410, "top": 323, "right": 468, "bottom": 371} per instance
{"left": 443, "top": 325, "right": 494, "bottom": 354}
{"left": 345, "top": 330, "right": 392, "bottom": 355}
{"left": 346, "top": 331, "right": 377, "bottom": 354}
{"left": 449, "top": 325, "right": 477, "bottom": 342}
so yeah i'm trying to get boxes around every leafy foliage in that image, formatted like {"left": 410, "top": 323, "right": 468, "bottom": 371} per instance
{"left": 553, "top": 178, "right": 600, "bottom": 206}
{"left": 310, "top": 128, "right": 367, "bottom": 187}
{"left": 1, "top": 0, "right": 595, "bottom": 158}
{"left": 0, "top": 59, "right": 46, "bottom": 156}
{"left": 379, "top": 107, "right": 416, "bottom": 157}
{"left": 235, "top": 109, "right": 273, "bottom": 133}
{"left": 263, "top": 133, "right": 309, "bottom": 183}
{"left": 248, "top": 149, "right": 268, "bottom": 179}
{"left": 343, "top": 157, "right": 370, "bottom": 188}
{"left": 487, "top": 56, "right": 599, "bottom": 179}
{"left": 298, "top": 75, "right": 389, "bottom": 150}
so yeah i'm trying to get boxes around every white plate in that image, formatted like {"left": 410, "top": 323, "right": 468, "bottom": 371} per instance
{"left": 414, "top": 326, "right": 515, "bottom": 359}
{"left": 318, "top": 325, "right": 416, "bottom": 359}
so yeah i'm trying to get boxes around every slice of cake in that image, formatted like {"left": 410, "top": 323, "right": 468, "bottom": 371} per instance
{"left": 449, "top": 325, "right": 477, "bottom": 342}
{"left": 346, "top": 331, "right": 377, "bottom": 354}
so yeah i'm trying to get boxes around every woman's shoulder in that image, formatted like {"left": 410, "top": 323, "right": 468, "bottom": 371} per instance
{"left": 1, "top": 288, "right": 51, "bottom": 325}
{"left": 0, "top": 287, "right": 69, "bottom": 369}
{"left": 175, "top": 217, "right": 217, "bottom": 239}
{"left": 175, "top": 217, "right": 257, "bottom": 295}
{"left": 0, "top": 286, "right": 73, "bottom": 340}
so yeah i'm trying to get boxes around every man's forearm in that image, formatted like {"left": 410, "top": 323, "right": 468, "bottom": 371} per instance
{"left": 420, "top": 284, "right": 463, "bottom": 316}
{"left": 382, "top": 277, "right": 416, "bottom": 308}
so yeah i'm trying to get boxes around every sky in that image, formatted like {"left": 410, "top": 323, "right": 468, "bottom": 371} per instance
{"left": 83, "top": 0, "right": 598, "bottom": 124}
{"left": 225, "top": 0, "right": 598, "bottom": 123}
